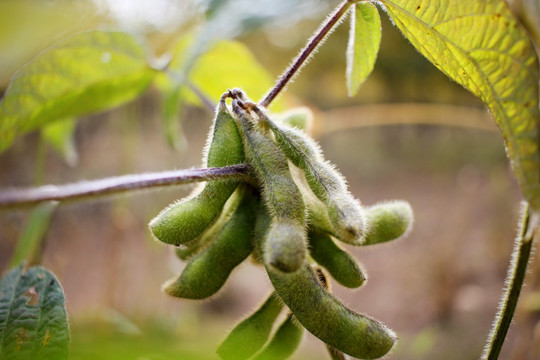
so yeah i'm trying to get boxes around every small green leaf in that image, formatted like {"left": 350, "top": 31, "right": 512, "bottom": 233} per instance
{"left": 8, "top": 202, "right": 58, "bottom": 269}
{"left": 41, "top": 118, "right": 78, "bottom": 166}
{"left": 379, "top": 0, "right": 540, "bottom": 209}
{"left": 0, "top": 265, "right": 69, "bottom": 360}
{"left": 0, "top": 31, "right": 156, "bottom": 153}
{"left": 346, "top": 2, "right": 381, "bottom": 97}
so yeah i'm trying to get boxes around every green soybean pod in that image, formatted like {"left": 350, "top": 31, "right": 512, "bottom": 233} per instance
{"left": 233, "top": 99, "right": 307, "bottom": 273}
{"left": 251, "top": 200, "right": 272, "bottom": 265}
{"left": 252, "top": 314, "right": 304, "bottom": 360}
{"left": 163, "top": 186, "right": 258, "bottom": 299}
{"left": 292, "top": 163, "right": 363, "bottom": 247}
{"left": 255, "top": 204, "right": 397, "bottom": 359}
{"left": 217, "top": 293, "right": 284, "bottom": 360}
{"left": 258, "top": 112, "right": 365, "bottom": 245}
{"left": 312, "top": 269, "right": 349, "bottom": 360}
{"left": 149, "top": 94, "right": 244, "bottom": 245}
{"left": 266, "top": 264, "right": 396, "bottom": 359}
{"left": 363, "top": 201, "right": 413, "bottom": 246}
{"left": 308, "top": 228, "right": 366, "bottom": 288}
{"left": 175, "top": 187, "right": 244, "bottom": 260}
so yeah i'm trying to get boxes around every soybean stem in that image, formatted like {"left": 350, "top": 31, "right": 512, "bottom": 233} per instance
{"left": 259, "top": 0, "right": 354, "bottom": 108}
{"left": 0, "top": 164, "right": 250, "bottom": 208}
{"left": 482, "top": 203, "right": 536, "bottom": 360}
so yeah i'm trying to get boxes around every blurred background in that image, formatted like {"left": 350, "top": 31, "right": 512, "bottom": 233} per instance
{"left": 1, "top": 0, "right": 540, "bottom": 359}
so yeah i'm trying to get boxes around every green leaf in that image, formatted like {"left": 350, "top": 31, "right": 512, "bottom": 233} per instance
{"left": 191, "top": 41, "right": 284, "bottom": 108}
{"left": 41, "top": 118, "right": 78, "bottom": 166}
{"left": 346, "top": 2, "right": 381, "bottom": 97}
{"left": 0, "top": 31, "right": 156, "bottom": 153}
{"left": 379, "top": 0, "right": 540, "bottom": 209}
{"left": 8, "top": 202, "right": 58, "bottom": 269}
{"left": 0, "top": 265, "right": 69, "bottom": 360}
{"left": 169, "top": 39, "right": 284, "bottom": 109}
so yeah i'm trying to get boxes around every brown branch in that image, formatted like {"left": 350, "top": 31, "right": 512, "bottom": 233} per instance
{"left": 259, "top": 0, "right": 354, "bottom": 108}
{"left": 0, "top": 164, "right": 250, "bottom": 208}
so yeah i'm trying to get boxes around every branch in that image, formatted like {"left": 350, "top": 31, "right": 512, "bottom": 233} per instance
{"left": 0, "top": 164, "right": 250, "bottom": 208}
{"left": 259, "top": 0, "right": 353, "bottom": 108}
{"left": 482, "top": 203, "right": 537, "bottom": 360}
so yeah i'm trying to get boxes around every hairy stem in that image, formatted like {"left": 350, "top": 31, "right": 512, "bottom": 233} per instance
{"left": 0, "top": 164, "right": 250, "bottom": 208}
{"left": 482, "top": 203, "right": 536, "bottom": 360}
{"left": 259, "top": 0, "right": 354, "bottom": 108}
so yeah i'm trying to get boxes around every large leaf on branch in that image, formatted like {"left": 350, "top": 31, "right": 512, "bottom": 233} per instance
{"left": 379, "top": 0, "right": 540, "bottom": 209}
{"left": 0, "top": 265, "right": 69, "bottom": 360}
{"left": 0, "top": 31, "right": 156, "bottom": 152}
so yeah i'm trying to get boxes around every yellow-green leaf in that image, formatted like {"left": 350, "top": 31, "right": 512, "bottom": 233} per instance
{"left": 191, "top": 41, "right": 284, "bottom": 109}
{"left": 346, "top": 2, "right": 381, "bottom": 97}
{"left": 0, "top": 31, "right": 156, "bottom": 153}
{"left": 168, "top": 38, "right": 285, "bottom": 110}
{"left": 379, "top": 0, "right": 540, "bottom": 209}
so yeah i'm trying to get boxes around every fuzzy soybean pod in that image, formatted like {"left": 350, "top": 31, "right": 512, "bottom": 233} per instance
{"left": 266, "top": 263, "right": 396, "bottom": 359}
{"left": 258, "top": 112, "right": 365, "bottom": 245}
{"left": 217, "top": 293, "right": 284, "bottom": 360}
{"left": 314, "top": 270, "right": 350, "bottom": 360}
{"left": 250, "top": 200, "right": 272, "bottom": 265}
{"left": 252, "top": 314, "right": 304, "bottom": 360}
{"left": 254, "top": 204, "right": 397, "bottom": 359}
{"left": 149, "top": 95, "right": 244, "bottom": 245}
{"left": 234, "top": 100, "right": 307, "bottom": 273}
{"left": 308, "top": 227, "right": 366, "bottom": 288}
{"left": 363, "top": 201, "right": 413, "bottom": 246}
{"left": 175, "top": 187, "right": 244, "bottom": 260}
{"left": 163, "top": 187, "right": 258, "bottom": 299}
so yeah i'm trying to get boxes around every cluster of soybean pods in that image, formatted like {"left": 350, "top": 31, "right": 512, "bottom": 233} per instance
{"left": 149, "top": 89, "right": 413, "bottom": 360}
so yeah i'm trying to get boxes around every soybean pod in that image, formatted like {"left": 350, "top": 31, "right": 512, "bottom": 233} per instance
{"left": 149, "top": 93, "right": 244, "bottom": 245}
{"left": 217, "top": 293, "right": 283, "bottom": 360}
{"left": 163, "top": 186, "right": 257, "bottom": 299}
{"left": 266, "top": 263, "right": 396, "bottom": 359}
{"left": 175, "top": 188, "right": 244, "bottom": 260}
{"left": 363, "top": 201, "right": 413, "bottom": 246}
{"left": 255, "top": 205, "right": 396, "bottom": 359}
{"left": 233, "top": 98, "right": 307, "bottom": 273}
{"left": 252, "top": 314, "right": 304, "bottom": 360}
{"left": 309, "top": 228, "right": 366, "bottom": 288}
{"left": 315, "top": 269, "right": 350, "bottom": 360}
{"left": 258, "top": 111, "right": 365, "bottom": 245}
